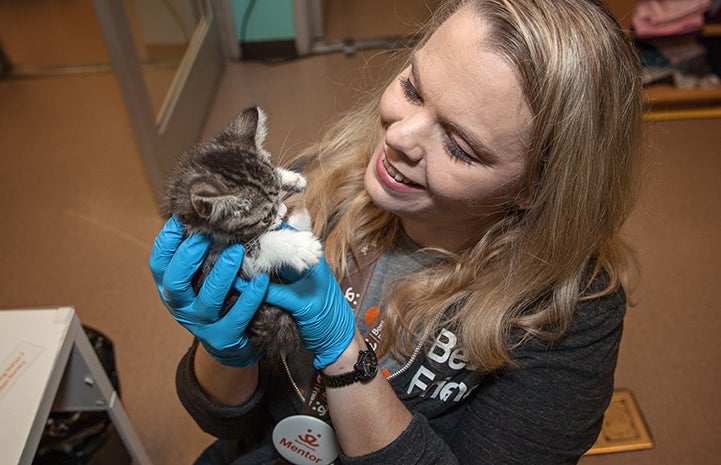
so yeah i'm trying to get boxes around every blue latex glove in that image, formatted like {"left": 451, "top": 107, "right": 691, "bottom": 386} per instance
{"left": 262, "top": 257, "right": 356, "bottom": 369}
{"left": 149, "top": 216, "right": 269, "bottom": 367}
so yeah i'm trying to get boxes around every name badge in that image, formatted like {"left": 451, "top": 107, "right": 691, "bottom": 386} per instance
{"left": 272, "top": 415, "right": 340, "bottom": 464}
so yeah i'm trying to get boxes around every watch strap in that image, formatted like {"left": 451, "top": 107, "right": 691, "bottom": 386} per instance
{"left": 319, "top": 340, "right": 378, "bottom": 388}
{"left": 321, "top": 370, "right": 363, "bottom": 388}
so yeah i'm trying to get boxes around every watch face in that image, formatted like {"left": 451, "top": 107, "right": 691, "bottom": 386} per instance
{"left": 355, "top": 349, "right": 378, "bottom": 381}
{"left": 322, "top": 341, "right": 379, "bottom": 388}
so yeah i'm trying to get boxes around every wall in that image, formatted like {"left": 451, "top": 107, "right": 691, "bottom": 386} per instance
{"left": 231, "top": 0, "right": 296, "bottom": 42}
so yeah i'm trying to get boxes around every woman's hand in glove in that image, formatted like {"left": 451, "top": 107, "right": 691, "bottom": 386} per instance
{"left": 149, "top": 216, "right": 269, "bottom": 368}
{"left": 261, "top": 257, "right": 356, "bottom": 369}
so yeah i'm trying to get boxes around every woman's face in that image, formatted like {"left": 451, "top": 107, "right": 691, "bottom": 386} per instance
{"left": 364, "top": 7, "right": 532, "bottom": 250}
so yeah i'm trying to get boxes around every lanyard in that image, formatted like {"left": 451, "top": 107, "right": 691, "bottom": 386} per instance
{"left": 300, "top": 246, "right": 380, "bottom": 419}
{"left": 273, "top": 248, "right": 379, "bottom": 465}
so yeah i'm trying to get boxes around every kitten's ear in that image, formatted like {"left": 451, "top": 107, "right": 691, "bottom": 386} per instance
{"left": 190, "top": 181, "right": 220, "bottom": 219}
{"left": 190, "top": 181, "right": 250, "bottom": 220}
{"left": 228, "top": 107, "right": 271, "bottom": 159}
{"left": 249, "top": 107, "right": 271, "bottom": 159}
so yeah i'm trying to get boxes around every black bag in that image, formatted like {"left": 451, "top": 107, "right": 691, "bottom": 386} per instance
{"left": 33, "top": 326, "right": 131, "bottom": 465}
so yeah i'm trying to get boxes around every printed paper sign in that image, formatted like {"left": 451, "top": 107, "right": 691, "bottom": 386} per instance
{"left": 0, "top": 342, "right": 44, "bottom": 402}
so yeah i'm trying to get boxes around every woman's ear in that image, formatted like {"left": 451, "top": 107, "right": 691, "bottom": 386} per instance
{"left": 516, "top": 194, "right": 531, "bottom": 211}
{"left": 513, "top": 183, "right": 531, "bottom": 211}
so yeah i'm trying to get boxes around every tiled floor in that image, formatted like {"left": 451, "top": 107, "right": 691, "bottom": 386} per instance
{"left": 1, "top": 2, "right": 720, "bottom": 465}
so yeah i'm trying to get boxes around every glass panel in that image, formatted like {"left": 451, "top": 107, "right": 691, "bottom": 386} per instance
{"left": 0, "top": 0, "right": 201, "bottom": 120}
{"left": 0, "top": 0, "right": 109, "bottom": 68}
{"left": 93, "top": 0, "right": 224, "bottom": 201}
{"left": 125, "top": 0, "right": 200, "bottom": 117}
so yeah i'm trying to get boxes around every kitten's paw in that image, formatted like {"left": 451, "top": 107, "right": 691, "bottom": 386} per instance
{"left": 277, "top": 168, "right": 307, "bottom": 192}
{"left": 253, "top": 229, "right": 322, "bottom": 274}
{"left": 287, "top": 207, "right": 312, "bottom": 232}
{"left": 284, "top": 231, "right": 322, "bottom": 271}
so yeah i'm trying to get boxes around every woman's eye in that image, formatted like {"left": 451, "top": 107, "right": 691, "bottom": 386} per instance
{"left": 400, "top": 73, "right": 476, "bottom": 165}
{"left": 400, "top": 77, "right": 423, "bottom": 104}
{"left": 444, "top": 135, "right": 476, "bottom": 165}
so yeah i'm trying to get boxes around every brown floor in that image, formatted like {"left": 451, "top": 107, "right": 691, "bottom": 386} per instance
{"left": 1, "top": 2, "right": 720, "bottom": 465}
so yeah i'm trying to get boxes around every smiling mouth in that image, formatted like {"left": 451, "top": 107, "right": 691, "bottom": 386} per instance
{"left": 382, "top": 153, "right": 420, "bottom": 186}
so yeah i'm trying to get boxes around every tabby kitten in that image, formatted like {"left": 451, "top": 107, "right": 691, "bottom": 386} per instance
{"left": 162, "top": 106, "right": 321, "bottom": 366}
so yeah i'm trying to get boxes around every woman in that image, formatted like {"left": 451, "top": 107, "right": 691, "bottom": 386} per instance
{"left": 149, "top": 0, "right": 644, "bottom": 463}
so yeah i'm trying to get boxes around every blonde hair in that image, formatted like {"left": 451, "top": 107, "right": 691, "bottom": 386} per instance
{"left": 294, "top": 0, "right": 644, "bottom": 371}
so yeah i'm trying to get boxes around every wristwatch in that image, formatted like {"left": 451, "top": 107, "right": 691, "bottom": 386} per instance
{"left": 320, "top": 340, "right": 378, "bottom": 388}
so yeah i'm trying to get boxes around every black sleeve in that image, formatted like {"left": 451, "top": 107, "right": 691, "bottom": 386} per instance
{"left": 448, "top": 288, "right": 627, "bottom": 464}
{"left": 175, "top": 339, "right": 272, "bottom": 440}
{"left": 339, "top": 414, "right": 459, "bottom": 465}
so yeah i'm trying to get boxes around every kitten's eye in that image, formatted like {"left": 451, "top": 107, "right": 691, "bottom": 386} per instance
{"left": 262, "top": 209, "right": 275, "bottom": 225}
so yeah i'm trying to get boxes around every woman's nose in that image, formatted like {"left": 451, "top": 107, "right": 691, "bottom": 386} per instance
{"left": 384, "top": 110, "right": 430, "bottom": 163}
